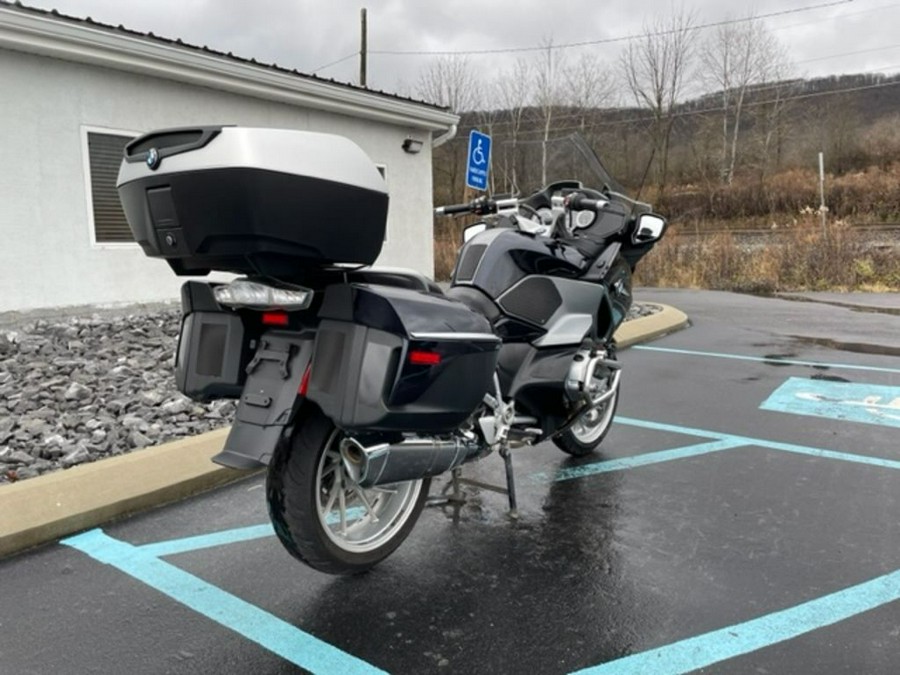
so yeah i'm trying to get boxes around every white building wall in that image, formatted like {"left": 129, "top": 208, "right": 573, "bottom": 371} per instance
{"left": 0, "top": 48, "right": 436, "bottom": 312}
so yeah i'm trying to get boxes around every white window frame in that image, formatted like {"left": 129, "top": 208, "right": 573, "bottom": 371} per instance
{"left": 81, "top": 124, "right": 143, "bottom": 249}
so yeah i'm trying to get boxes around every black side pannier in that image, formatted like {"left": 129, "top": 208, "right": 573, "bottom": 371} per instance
{"left": 307, "top": 284, "right": 501, "bottom": 433}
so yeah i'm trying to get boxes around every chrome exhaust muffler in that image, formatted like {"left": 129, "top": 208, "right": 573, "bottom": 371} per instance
{"left": 340, "top": 434, "right": 484, "bottom": 488}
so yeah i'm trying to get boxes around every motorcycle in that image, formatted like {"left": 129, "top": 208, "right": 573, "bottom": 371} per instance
{"left": 116, "top": 127, "right": 666, "bottom": 575}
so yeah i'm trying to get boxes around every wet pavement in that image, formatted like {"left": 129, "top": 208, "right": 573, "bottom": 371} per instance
{"left": 1, "top": 289, "right": 898, "bottom": 674}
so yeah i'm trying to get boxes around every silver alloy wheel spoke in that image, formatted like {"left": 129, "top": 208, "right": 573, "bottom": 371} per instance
{"left": 351, "top": 485, "right": 379, "bottom": 523}
{"left": 315, "top": 430, "right": 423, "bottom": 554}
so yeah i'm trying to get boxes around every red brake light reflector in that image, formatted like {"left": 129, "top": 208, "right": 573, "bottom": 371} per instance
{"left": 262, "top": 312, "right": 289, "bottom": 326}
{"left": 299, "top": 363, "right": 312, "bottom": 395}
{"left": 409, "top": 350, "right": 442, "bottom": 366}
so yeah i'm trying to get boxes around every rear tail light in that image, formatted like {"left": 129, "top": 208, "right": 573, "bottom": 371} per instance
{"left": 409, "top": 350, "right": 442, "bottom": 366}
{"left": 214, "top": 280, "right": 312, "bottom": 310}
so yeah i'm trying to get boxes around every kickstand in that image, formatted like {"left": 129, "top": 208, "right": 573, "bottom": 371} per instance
{"left": 500, "top": 447, "right": 518, "bottom": 519}
{"left": 427, "top": 452, "right": 520, "bottom": 520}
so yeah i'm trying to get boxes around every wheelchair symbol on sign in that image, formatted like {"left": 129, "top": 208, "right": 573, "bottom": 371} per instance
{"left": 472, "top": 140, "right": 486, "bottom": 166}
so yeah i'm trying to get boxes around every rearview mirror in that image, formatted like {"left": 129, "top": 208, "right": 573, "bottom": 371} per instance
{"left": 633, "top": 213, "right": 667, "bottom": 244}
{"left": 463, "top": 223, "right": 488, "bottom": 243}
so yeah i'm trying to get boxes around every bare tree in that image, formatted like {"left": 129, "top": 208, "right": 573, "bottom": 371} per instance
{"left": 535, "top": 38, "right": 565, "bottom": 186}
{"left": 416, "top": 56, "right": 480, "bottom": 201}
{"left": 700, "top": 16, "right": 786, "bottom": 184}
{"left": 563, "top": 52, "right": 615, "bottom": 138}
{"left": 415, "top": 55, "right": 478, "bottom": 112}
{"left": 620, "top": 7, "right": 697, "bottom": 200}
{"left": 496, "top": 58, "right": 532, "bottom": 192}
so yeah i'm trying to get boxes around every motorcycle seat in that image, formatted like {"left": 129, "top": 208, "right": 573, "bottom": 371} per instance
{"left": 348, "top": 267, "right": 444, "bottom": 295}
{"left": 444, "top": 285, "right": 501, "bottom": 322}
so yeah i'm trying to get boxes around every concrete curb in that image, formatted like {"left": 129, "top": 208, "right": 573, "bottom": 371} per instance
{"left": 0, "top": 302, "right": 689, "bottom": 559}
{"left": 614, "top": 303, "right": 690, "bottom": 349}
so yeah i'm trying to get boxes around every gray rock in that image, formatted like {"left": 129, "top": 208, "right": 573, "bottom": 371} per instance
{"left": 61, "top": 445, "right": 92, "bottom": 468}
{"left": 139, "top": 391, "right": 165, "bottom": 407}
{"left": 7, "top": 450, "right": 36, "bottom": 466}
{"left": 122, "top": 415, "right": 148, "bottom": 430}
{"left": 106, "top": 399, "right": 130, "bottom": 414}
{"left": 19, "top": 418, "right": 49, "bottom": 436}
{"left": 128, "top": 431, "right": 153, "bottom": 449}
{"left": 64, "top": 382, "right": 92, "bottom": 401}
{"left": 90, "top": 429, "right": 108, "bottom": 444}
{"left": 161, "top": 398, "right": 190, "bottom": 416}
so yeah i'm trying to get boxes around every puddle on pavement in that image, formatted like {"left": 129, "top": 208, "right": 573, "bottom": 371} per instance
{"left": 789, "top": 335, "right": 900, "bottom": 358}
{"left": 811, "top": 373, "right": 852, "bottom": 383}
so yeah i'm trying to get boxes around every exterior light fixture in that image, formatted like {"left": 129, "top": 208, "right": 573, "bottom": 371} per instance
{"left": 402, "top": 138, "right": 424, "bottom": 154}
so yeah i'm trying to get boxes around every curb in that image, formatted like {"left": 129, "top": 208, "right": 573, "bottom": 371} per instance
{"left": 614, "top": 303, "right": 690, "bottom": 349}
{"left": 0, "top": 302, "right": 689, "bottom": 560}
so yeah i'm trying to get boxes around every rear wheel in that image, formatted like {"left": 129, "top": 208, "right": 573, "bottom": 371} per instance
{"left": 552, "top": 381, "right": 619, "bottom": 457}
{"left": 266, "top": 405, "right": 429, "bottom": 575}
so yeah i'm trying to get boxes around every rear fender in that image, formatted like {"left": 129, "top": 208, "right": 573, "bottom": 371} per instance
{"left": 212, "top": 331, "right": 314, "bottom": 469}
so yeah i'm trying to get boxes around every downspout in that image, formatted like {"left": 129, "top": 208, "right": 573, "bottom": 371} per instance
{"left": 432, "top": 123, "right": 458, "bottom": 148}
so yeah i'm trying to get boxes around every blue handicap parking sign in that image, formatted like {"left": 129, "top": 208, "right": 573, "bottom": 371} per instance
{"left": 466, "top": 130, "right": 492, "bottom": 191}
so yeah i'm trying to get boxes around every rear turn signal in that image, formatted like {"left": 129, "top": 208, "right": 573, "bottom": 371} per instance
{"left": 408, "top": 350, "right": 442, "bottom": 366}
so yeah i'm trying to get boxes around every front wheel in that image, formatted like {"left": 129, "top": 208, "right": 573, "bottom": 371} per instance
{"left": 552, "top": 382, "right": 619, "bottom": 457}
{"left": 266, "top": 405, "right": 430, "bottom": 575}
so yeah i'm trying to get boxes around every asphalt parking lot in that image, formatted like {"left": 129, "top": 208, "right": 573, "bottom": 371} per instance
{"left": 1, "top": 289, "right": 898, "bottom": 674}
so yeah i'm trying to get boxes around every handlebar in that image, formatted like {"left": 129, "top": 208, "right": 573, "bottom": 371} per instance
{"left": 565, "top": 192, "right": 608, "bottom": 212}
{"left": 435, "top": 195, "right": 520, "bottom": 217}
{"left": 434, "top": 202, "right": 475, "bottom": 216}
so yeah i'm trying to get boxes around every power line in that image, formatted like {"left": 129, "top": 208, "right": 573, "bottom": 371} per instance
{"left": 311, "top": 52, "right": 357, "bottom": 74}
{"left": 370, "top": 0, "right": 855, "bottom": 57}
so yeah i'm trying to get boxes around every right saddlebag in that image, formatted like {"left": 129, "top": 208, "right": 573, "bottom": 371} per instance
{"left": 307, "top": 284, "right": 501, "bottom": 433}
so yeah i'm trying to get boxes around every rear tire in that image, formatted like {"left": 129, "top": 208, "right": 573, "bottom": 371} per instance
{"left": 552, "top": 383, "right": 619, "bottom": 457}
{"left": 266, "top": 405, "right": 430, "bottom": 575}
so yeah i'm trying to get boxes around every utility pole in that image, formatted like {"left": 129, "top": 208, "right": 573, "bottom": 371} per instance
{"left": 359, "top": 8, "right": 367, "bottom": 88}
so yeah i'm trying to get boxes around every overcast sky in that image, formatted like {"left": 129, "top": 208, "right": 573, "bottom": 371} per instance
{"left": 17, "top": 0, "right": 900, "bottom": 102}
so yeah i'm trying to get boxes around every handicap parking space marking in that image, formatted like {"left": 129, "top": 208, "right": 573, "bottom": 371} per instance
{"left": 616, "top": 416, "right": 900, "bottom": 471}
{"left": 634, "top": 345, "right": 900, "bottom": 376}
{"left": 61, "top": 529, "right": 386, "bottom": 675}
{"left": 573, "top": 566, "right": 900, "bottom": 675}
{"left": 60, "top": 415, "right": 900, "bottom": 675}
{"left": 761, "top": 377, "right": 900, "bottom": 429}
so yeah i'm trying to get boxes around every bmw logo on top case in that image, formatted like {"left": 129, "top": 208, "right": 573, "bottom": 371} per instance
{"left": 146, "top": 147, "right": 160, "bottom": 170}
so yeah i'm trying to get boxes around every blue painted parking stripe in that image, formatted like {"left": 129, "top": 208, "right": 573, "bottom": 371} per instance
{"left": 61, "top": 529, "right": 386, "bottom": 675}
{"left": 139, "top": 524, "right": 275, "bottom": 557}
{"left": 633, "top": 345, "right": 900, "bottom": 375}
{"left": 571, "top": 566, "right": 900, "bottom": 675}
{"left": 140, "top": 508, "right": 367, "bottom": 558}
{"left": 617, "top": 416, "right": 900, "bottom": 471}
{"left": 551, "top": 439, "right": 745, "bottom": 482}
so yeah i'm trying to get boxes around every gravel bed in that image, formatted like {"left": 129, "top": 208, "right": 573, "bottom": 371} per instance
{"left": 0, "top": 301, "right": 660, "bottom": 485}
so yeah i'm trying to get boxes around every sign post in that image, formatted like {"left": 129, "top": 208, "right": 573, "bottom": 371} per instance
{"left": 466, "top": 130, "right": 492, "bottom": 192}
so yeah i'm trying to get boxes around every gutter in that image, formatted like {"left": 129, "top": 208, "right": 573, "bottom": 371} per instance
{"left": 0, "top": 7, "right": 459, "bottom": 133}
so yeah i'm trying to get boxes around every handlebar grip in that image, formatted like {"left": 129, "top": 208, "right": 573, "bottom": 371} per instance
{"left": 566, "top": 193, "right": 607, "bottom": 212}
{"left": 435, "top": 203, "right": 474, "bottom": 216}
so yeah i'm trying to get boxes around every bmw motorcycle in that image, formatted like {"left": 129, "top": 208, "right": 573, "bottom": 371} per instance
{"left": 116, "top": 127, "right": 666, "bottom": 575}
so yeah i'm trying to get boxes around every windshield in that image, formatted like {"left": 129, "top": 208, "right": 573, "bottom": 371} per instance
{"left": 493, "top": 133, "right": 627, "bottom": 198}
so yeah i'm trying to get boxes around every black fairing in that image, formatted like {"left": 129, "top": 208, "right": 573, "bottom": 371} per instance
{"left": 453, "top": 229, "right": 583, "bottom": 298}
